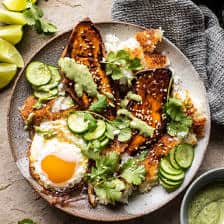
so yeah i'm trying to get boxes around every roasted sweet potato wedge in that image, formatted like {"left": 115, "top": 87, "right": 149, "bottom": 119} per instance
{"left": 61, "top": 19, "right": 114, "bottom": 118}
{"left": 127, "top": 68, "right": 172, "bottom": 153}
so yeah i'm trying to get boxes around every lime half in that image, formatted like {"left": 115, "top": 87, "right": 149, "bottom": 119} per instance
{"left": 2, "top": 0, "right": 37, "bottom": 12}
{"left": 0, "top": 38, "right": 24, "bottom": 68}
{"left": 0, "top": 9, "right": 26, "bottom": 25}
{"left": 0, "top": 25, "right": 23, "bottom": 45}
{"left": 0, "top": 63, "right": 17, "bottom": 89}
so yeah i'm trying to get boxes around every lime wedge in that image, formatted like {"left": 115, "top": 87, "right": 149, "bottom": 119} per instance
{"left": 0, "top": 9, "right": 26, "bottom": 25}
{"left": 2, "top": 0, "right": 37, "bottom": 12}
{"left": 0, "top": 63, "right": 17, "bottom": 89}
{"left": 0, "top": 25, "right": 23, "bottom": 45}
{"left": 0, "top": 38, "right": 24, "bottom": 68}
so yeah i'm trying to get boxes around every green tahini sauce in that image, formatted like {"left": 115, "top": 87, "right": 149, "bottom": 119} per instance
{"left": 117, "top": 109, "right": 154, "bottom": 137}
{"left": 188, "top": 183, "right": 224, "bottom": 224}
{"left": 58, "top": 57, "right": 98, "bottom": 97}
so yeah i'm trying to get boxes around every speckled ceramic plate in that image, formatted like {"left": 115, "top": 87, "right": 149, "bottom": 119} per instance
{"left": 8, "top": 22, "right": 211, "bottom": 221}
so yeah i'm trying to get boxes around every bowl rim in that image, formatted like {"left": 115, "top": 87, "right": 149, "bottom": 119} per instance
{"left": 7, "top": 20, "right": 211, "bottom": 222}
{"left": 180, "top": 167, "right": 224, "bottom": 224}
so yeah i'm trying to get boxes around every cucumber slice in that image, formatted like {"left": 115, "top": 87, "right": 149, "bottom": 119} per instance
{"left": 169, "top": 148, "right": 181, "bottom": 170}
{"left": 84, "top": 120, "right": 106, "bottom": 141}
{"left": 37, "top": 66, "right": 60, "bottom": 92}
{"left": 160, "top": 158, "right": 182, "bottom": 175}
{"left": 34, "top": 88, "right": 58, "bottom": 100}
{"left": 175, "top": 144, "right": 194, "bottom": 169}
{"left": 160, "top": 168, "right": 185, "bottom": 182}
{"left": 159, "top": 174, "right": 183, "bottom": 187}
{"left": 159, "top": 178, "right": 179, "bottom": 192}
{"left": 26, "top": 61, "right": 51, "bottom": 86}
{"left": 100, "top": 137, "right": 110, "bottom": 148}
{"left": 67, "top": 112, "right": 89, "bottom": 134}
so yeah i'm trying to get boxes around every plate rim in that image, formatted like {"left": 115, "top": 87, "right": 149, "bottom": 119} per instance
{"left": 7, "top": 20, "right": 211, "bottom": 222}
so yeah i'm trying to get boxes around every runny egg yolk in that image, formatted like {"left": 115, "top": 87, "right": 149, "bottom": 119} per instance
{"left": 41, "top": 155, "right": 76, "bottom": 184}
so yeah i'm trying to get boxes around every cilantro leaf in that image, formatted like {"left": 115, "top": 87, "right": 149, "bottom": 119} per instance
{"left": 137, "top": 150, "right": 148, "bottom": 161}
{"left": 167, "top": 120, "right": 192, "bottom": 138}
{"left": 121, "top": 158, "right": 146, "bottom": 185}
{"left": 105, "top": 122, "right": 116, "bottom": 139}
{"left": 18, "top": 219, "right": 36, "bottom": 224}
{"left": 165, "top": 98, "right": 185, "bottom": 121}
{"left": 94, "top": 178, "right": 126, "bottom": 205}
{"left": 36, "top": 18, "right": 57, "bottom": 34}
{"left": 128, "top": 57, "right": 143, "bottom": 70}
{"left": 104, "top": 50, "right": 143, "bottom": 84}
{"left": 111, "top": 117, "right": 130, "bottom": 129}
{"left": 89, "top": 94, "right": 108, "bottom": 113}
{"left": 85, "top": 152, "right": 119, "bottom": 183}
{"left": 165, "top": 97, "right": 193, "bottom": 138}
{"left": 105, "top": 117, "right": 131, "bottom": 142}
{"left": 84, "top": 112, "right": 97, "bottom": 131}
{"left": 23, "top": 4, "right": 57, "bottom": 34}
{"left": 118, "top": 128, "right": 132, "bottom": 142}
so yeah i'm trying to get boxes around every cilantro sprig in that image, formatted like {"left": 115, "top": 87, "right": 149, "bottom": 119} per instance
{"left": 104, "top": 50, "right": 143, "bottom": 85}
{"left": 18, "top": 219, "right": 36, "bottom": 224}
{"left": 23, "top": 3, "right": 57, "bottom": 34}
{"left": 85, "top": 152, "right": 119, "bottom": 183}
{"left": 89, "top": 94, "right": 108, "bottom": 113}
{"left": 94, "top": 178, "right": 126, "bottom": 205}
{"left": 121, "top": 155, "right": 146, "bottom": 185}
{"left": 105, "top": 117, "right": 132, "bottom": 142}
{"left": 165, "top": 98, "right": 192, "bottom": 138}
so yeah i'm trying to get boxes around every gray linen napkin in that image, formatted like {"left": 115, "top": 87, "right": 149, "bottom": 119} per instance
{"left": 112, "top": 0, "right": 224, "bottom": 125}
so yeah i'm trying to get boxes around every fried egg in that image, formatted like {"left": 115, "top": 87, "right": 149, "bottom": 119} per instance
{"left": 29, "top": 119, "right": 88, "bottom": 193}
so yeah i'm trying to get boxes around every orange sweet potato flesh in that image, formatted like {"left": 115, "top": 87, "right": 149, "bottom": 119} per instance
{"left": 61, "top": 19, "right": 114, "bottom": 119}
{"left": 127, "top": 68, "right": 172, "bottom": 153}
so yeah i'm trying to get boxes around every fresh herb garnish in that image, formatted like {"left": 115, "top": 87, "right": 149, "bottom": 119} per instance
{"left": 105, "top": 117, "right": 132, "bottom": 142}
{"left": 104, "top": 50, "right": 143, "bottom": 85}
{"left": 85, "top": 152, "right": 119, "bottom": 183}
{"left": 89, "top": 94, "right": 108, "bottom": 113}
{"left": 121, "top": 157, "right": 146, "bottom": 185}
{"left": 83, "top": 112, "right": 97, "bottom": 131}
{"left": 18, "top": 219, "right": 36, "bottom": 224}
{"left": 117, "top": 127, "right": 132, "bottom": 142}
{"left": 94, "top": 178, "right": 126, "bottom": 205}
{"left": 23, "top": 3, "right": 57, "bottom": 34}
{"left": 165, "top": 97, "right": 192, "bottom": 138}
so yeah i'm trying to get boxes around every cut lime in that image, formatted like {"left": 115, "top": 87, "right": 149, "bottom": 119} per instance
{"left": 0, "top": 25, "right": 23, "bottom": 45}
{"left": 0, "top": 9, "right": 26, "bottom": 25}
{"left": 2, "top": 0, "right": 37, "bottom": 12}
{"left": 0, "top": 63, "right": 17, "bottom": 89}
{"left": 0, "top": 38, "right": 24, "bottom": 68}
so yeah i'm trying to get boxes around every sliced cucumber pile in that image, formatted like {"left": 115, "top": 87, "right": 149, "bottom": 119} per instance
{"left": 159, "top": 143, "right": 194, "bottom": 191}
{"left": 67, "top": 112, "right": 110, "bottom": 158}
{"left": 25, "top": 61, "right": 60, "bottom": 103}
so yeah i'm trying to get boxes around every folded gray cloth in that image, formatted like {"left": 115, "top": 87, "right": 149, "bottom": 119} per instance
{"left": 112, "top": 0, "right": 224, "bottom": 125}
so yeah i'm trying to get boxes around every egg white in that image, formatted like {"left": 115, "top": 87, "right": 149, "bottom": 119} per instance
{"left": 29, "top": 119, "right": 88, "bottom": 193}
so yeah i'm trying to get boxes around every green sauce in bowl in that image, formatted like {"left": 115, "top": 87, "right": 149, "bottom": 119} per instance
{"left": 188, "top": 183, "right": 224, "bottom": 224}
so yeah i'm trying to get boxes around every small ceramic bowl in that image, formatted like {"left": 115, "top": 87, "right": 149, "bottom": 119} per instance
{"left": 180, "top": 167, "right": 224, "bottom": 224}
